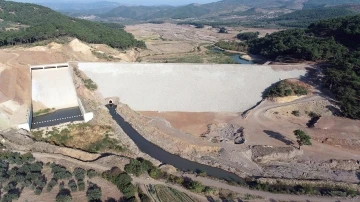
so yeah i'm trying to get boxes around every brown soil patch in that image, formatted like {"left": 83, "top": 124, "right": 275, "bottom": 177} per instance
{"left": 312, "top": 116, "right": 360, "bottom": 151}
{"left": 139, "top": 111, "right": 239, "bottom": 136}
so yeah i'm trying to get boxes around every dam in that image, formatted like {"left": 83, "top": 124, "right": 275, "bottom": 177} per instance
{"left": 79, "top": 62, "right": 307, "bottom": 112}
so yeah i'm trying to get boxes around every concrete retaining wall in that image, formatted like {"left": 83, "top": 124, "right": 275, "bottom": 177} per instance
{"left": 77, "top": 98, "right": 93, "bottom": 122}
{"left": 17, "top": 107, "right": 32, "bottom": 131}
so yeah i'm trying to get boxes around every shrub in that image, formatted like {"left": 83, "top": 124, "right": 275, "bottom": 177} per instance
{"left": 187, "top": 181, "right": 205, "bottom": 193}
{"left": 1, "top": 189, "right": 21, "bottom": 202}
{"left": 56, "top": 189, "right": 72, "bottom": 202}
{"left": 265, "top": 80, "right": 308, "bottom": 98}
{"left": 102, "top": 169, "right": 136, "bottom": 200}
{"left": 51, "top": 164, "right": 73, "bottom": 180}
{"left": 294, "top": 129, "right": 312, "bottom": 148}
{"left": 237, "top": 32, "right": 259, "bottom": 41}
{"left": 78, "top": 179, "right": 85, "bottom": 191}
{"left": 124, "top": 158, "right": 154, "bottom": 177}
{"left": 292, "top": 110, "right": 300, "bottom": 117}
{"left": 87, "top": 169, "right": 97, "bottom": 179}
{"left": 86, "top": 183, "right": 102, "bottom": 202}
{"left": 73, "top": 168, "right": 85, "bottom": 181}
{"left": 34, "top": 187, "right": 42, "bottom": 195}
{"left": 68, "top": 179, "right": 78, "bottom": 192}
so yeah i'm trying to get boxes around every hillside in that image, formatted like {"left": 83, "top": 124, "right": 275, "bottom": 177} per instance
{"left": 101, "top": 0, "right": 300, "bottom": 20}
{"left": 304, "top": 0, "right": 360, "bottom": 8}
{"left": 0, "top": 1, "right": 144, "bottom": 49}
{"left": 269, "top": 6, "right": 359, "bottom": 27}
{"left": 248, "top": 15, "right": 360, "bottom": 119}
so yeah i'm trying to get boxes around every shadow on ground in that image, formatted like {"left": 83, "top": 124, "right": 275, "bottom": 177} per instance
{"left": 263, "top": 130, "right": 294, "bottom": 146}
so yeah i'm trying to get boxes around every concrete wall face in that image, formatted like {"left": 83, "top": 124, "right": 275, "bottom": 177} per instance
{"left": 31, "top": 67, "right": 79, "bottom": 110}
{"left": 79, "top": 63, "right": 307, "bottom": 112}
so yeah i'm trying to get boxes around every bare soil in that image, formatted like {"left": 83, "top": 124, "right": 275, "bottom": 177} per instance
{"left": 125, "top": 23, "right": 279, "bottom": 63}
{"left": 0, "top": 38, "right": 137, "bottom": 129}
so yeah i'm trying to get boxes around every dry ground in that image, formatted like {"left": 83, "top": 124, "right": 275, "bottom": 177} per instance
{"left": 0, "top": 38, "right": 137, "bottom": 130}
{"left": 125, "top": 23, "right": 280, "bottom": 63}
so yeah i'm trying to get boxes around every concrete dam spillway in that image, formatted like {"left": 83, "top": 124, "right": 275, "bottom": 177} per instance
{"left": 17, "top": 64, "right": 93, "bottom": 131}
{"left": 32, "top": 66, "right": 79, "bottom": 110}
{"left": 79, "top": 62, "right": 307, "bottom": 112}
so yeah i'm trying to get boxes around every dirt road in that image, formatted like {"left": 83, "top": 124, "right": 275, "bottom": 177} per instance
{"left": 184, "top": 174, "right": 358, "bottom": 202}
{"left": 26, "top": 151, "right": 356, "bottom": 202}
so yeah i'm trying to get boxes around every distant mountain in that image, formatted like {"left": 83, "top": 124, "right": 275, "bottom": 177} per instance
{"left": 55, "top": 0, "right": 360, "bottom": 24}
{"left": 270, "top": 5, "right": 360, "bottom": 27}
{"left": 303, "top": 0, "right": 360, "bottom": 9}
{"left": 102, "top": 0, "right": 300, "bottom": 20}
{"left": 36, "top": 1, "right": 122, "bottom": 14}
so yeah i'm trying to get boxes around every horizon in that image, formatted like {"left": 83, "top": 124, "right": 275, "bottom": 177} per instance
{"left": 12, "top": 0, "right": 220, "bottom": 6}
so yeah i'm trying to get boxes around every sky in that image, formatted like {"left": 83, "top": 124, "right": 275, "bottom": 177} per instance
{"left": 14, "top": 0, "right": 220, "bottom": 6}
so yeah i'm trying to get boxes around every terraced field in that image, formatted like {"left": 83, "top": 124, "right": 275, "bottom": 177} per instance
{"left": 147, "top": 184, "right": 198, "bottom": 202}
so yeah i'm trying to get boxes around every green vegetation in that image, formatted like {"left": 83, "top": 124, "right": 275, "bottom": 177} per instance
{"left": 33, "top": 128, "right": 73, "bottom": 146}
{"left": 0, "top": 1, "right": 145, "bottom": 49}
{"left": 237, "top": 32, "right": 259, "bottom": 41}
{"left": 293, "top": 130, "right": 312, "bottom": 148}
{"left": 33, "top": 108, "right": 54, "bottom": 117}
{"left": 265, "top": 80, "right": 308, "bottom": 98}
{"left": 323, "top": 51, "right": 360, "bottom": 119}
{"left": 83, "top": 79, "right": 98, "bottom": 91}
{"left": 124, "top": 158, "right": 154, "bottom": 177}
{"left": 150, "top": 185, "right": 196, "bottom": 202}
{"left": 167, "top": 55, "right": 204, "bottom": 63}
{"left": 102, "top": 169, "right": 137, "bottom": 200}
{"left": 87, "top": 169, "right": 98, "bottom": 179}
{"left": 32, "top": 124, "right": 123, "bottom": 154}
{"left": 214, "top": 41, "right": 247, "bottom": 52}
{"left": 249, "top": 181, "right": 358, "bottom": 197}
{"left": 74, "top": 68, "right": 98, "bottom": 91}
{"left": 51, "top": 163, "right": 73, "bottom": 180}
{"left": 250, "top": 15, "right": 360, "bottom": 119}
{"left": 86, "top": 134, "right": 124, "bottom": 153}
{"left": 270, "top": 7, "right": 358, "bottom": 28}
{"left": 56, "top": 189, "right": 72, "bottom": 202}
{"left": 86, "top": 182, "right": 102, "bottom": 202}
{"left": 248, "top": 29, "right": 348, "bottom": 61}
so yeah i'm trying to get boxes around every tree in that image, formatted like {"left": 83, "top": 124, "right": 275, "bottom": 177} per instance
{"left": 188, "top": 181, "right": 205, "bottom": 193}
{"left": 86, "top": 182, "right": 102, "bottom": 202}
{"left": 73, "top": 168, "right": 85, "bottom": 181}
{"left": 68, "top": 179, "right": 78, "bottom": 192}
{"left": 56, "top": 189, "right": 72, "bottom": 202}
{"left": 293, "top": 130, "right": 312, "bottom": 149}
{"left": 237, "top": 32, "right": 259, "bottom": 40}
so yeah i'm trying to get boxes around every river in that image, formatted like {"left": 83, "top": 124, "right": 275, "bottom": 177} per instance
{"left": 211, "top": 47, "right": 254, "bottom": 64}
{"left": 106, "top": 104, "right": 245, "bottom": 183}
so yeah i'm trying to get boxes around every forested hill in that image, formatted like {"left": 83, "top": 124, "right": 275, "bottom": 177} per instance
{"left": 0, "top": 1, "right": 145, "bottom": 49}
{"left": 248, "top": 15, "right": 360, "bottom": 119}
{"left": 269, "top": 6, "right": 359, "bottom": 27}
{"left": 248, "top": 15, "right": 360, "bottom": 61}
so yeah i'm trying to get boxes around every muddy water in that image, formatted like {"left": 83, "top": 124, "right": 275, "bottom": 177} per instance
{"left": 106, "top": 104, "right": 245, "bottom": 183}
